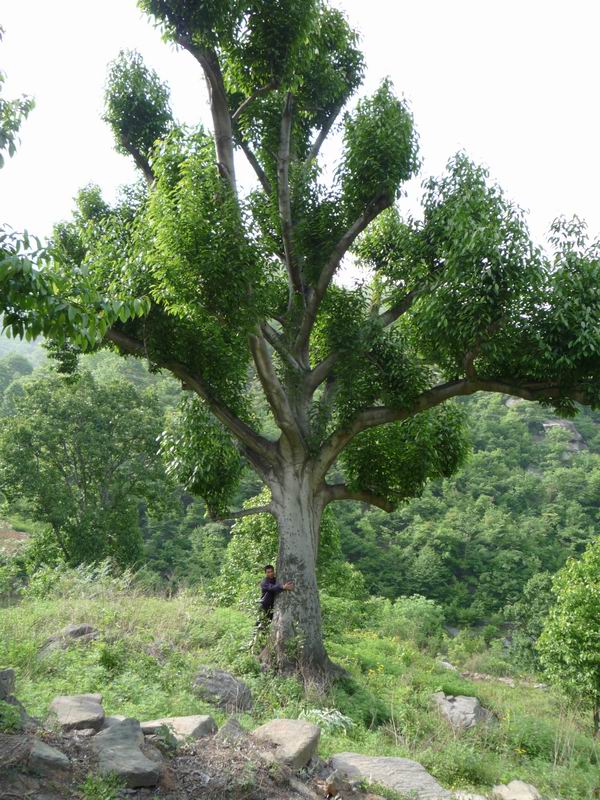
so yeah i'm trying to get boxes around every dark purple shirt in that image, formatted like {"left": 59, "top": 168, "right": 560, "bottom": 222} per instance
{"left": 260, "top": 576, "right": 284, "bottom": 611}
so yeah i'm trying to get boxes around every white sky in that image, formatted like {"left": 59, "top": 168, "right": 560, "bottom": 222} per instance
{"left": 1, "top": 0, "right": 599, "bottom": 248}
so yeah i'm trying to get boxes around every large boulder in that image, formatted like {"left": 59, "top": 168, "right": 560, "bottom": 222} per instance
{"left": 253, "top": 719, "right": 320, "bottom": 769}
{"left": 330, "top": 753, "right": 451, "bottom": 800}
{"left": 92, "top": 717, "right": 162, "bottom": 788}
{"left": 491, "top": 781, "right": 541, "bottom": 800}
{"left": 140, "top": 714, "right": 216, "bottom": 742}
{"left": 28, "top": 739, "right": 71, "bottom": 776}
{"left": 432, "top": 693, "right": 495, "bottom": 731}
{"left": 48, "top": 693, "right": 104, "bottom": 732}
{"left": 192, "top": 667, "right": 253, "bottom": 712}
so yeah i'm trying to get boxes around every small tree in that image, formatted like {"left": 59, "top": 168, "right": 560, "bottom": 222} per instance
{"left": 4, "top": 2, "right": 600, "bottom": 679}
{"left": 0, "top": 371, "right": 166, "bottom": 567}
{"left": 538, "top": 538, "right": 600, "bottom": 736}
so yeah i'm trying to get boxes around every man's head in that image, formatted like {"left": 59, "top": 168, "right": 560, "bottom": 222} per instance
{"left": 264, "top": 564, "right": 275, "bottom": 580}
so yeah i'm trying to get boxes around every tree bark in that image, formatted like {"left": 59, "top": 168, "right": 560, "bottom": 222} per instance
{"left": 266, "top": 464, "right": 332, "bottom": 682}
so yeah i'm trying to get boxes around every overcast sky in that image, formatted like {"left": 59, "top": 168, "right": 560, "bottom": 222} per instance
{"left": 1, "top": 0, "right": 599, "bottom": 248}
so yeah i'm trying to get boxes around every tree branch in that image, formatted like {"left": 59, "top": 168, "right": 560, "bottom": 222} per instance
{"left": 175, "top": 35, "right": 236, "bottom": 193}
{"left": 377, "top": 285, "right": 428, "bottom": 328}
{"left": 261, "top": 322, "right": 303, "bottom": 373}
{"left": 232, "top": 81, "right": 278, "bottom": 123}
{"left": 248, "top": 329, "right": 305, "bottom": 449}
{"left": 305, "top": 101, "right": 344, "bottom": 165}
{"left": 295, "top": 194, "right": 392, "bottom": 356}
{"left": 237, "top": 136, "right": 273, "bottom": 195}
{"left": 210, "top": 504, "right": 274, "bottom": 521}
{"left": 322, "top": 482, "right": 395, "bottom": 512}
{"left": 118, "top": 134, "right": 154, "bottom": 186}
{"left": 106, "top": 327, "right": 276, "bottom": 464}
{"left": 313, "top": 374, "right": 590, "bottom": 484}
{"left": 305, "top": 352, "right": 339, "bottom": 395}
{"left": 278, "top": 92, "right": 303, "bottom": 298}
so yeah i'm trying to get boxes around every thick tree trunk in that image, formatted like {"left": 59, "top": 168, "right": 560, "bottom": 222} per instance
{"left": 267, "top": 464, "right": 332, "bottom": 682}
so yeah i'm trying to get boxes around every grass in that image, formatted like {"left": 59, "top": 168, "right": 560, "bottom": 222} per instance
{"left": 1, "top": 580, "right": 599, "bottom": 799}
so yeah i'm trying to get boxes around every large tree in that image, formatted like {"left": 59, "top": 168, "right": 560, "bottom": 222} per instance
{"left": 0, "top": 370, "right": 166, "bottom": 567}
{"left": 4, "top": 1, "right": 600, "bottom": 679}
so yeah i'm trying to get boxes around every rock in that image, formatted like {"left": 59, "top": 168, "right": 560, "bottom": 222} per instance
{"left": 491, "top": 781, "right": 541, "bottom": 800}
{"left": 542, "top": 419, "right": 586, "bottom": 452}
{"left": 92, "top": 717, "right": 162, "bottom": 788}
{"left": 253, "top": 719, "right": 321, "bottom": 769}
{"left": 453, "top": 793, "right": 488, "bottom": 800}
{"left": 39, "top": 623, "right": 99, "bottom": 656}
{"left": 61, "top": 623, "right": 98, "bottom": 640}
{"left": 28, "top": 739, "right": 70, "bottom": 775}
{"left": 0, "top": 667, "right": 16, "bottom": 699}
{"left": 432, "top": 693, "right": 495, "bottom": 731}
{"left": 48, "top": 693, "right": 104, "bottom": 732}
{"left": 438, "top": 660, "right": 458, "bottom": 671}
{"left": 330, "top": 753, "right": 451, "bottom": 800}
{"left": 0, "top": 732, "right": 31, "bottom": 768}
{"left": 215, "top": 717, "right": 248, "bottom": 744}
{"left": 192, "top": 667, "right": 253, "bottom": 712}
{"left": 140, "top": 714, "right": 216, "bottom": 741}
{"left": 102, "top": 714, "right": 127, "bottom": 729}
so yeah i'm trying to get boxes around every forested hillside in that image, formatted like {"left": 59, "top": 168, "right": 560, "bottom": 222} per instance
{"left": 1, "top": 332, "right": 599, "bottom": 627}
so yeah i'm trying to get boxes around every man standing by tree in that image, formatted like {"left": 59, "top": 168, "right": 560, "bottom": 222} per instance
{"left": 260, "top": 565, "right": 294, "bottom": 623}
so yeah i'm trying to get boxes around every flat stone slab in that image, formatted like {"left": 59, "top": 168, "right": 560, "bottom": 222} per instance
{"left": 492, "top": 781, "right": 541, "bottom": 800}
{"left": 28, "top": 739, "right": 70, "bottom": 775}
{"left": 48, "top": 693, "right": 104, "bottom": 732}
{"left": 192, "top": 667, "right": 253, "bottom": 712}
{"left": 331, "top": 753, "right": 451, "bottom": 800}
{"left": 432, "top": 692, "right": 495, "bottom": 731}
{"left": 253, "top": 719, "right": 320, "bottom": 769}
{"left": 141, "top": 714, "right": 216, "bottom": 741}
{"left": 92, "top": 717, "right": 161, "bottom": 788}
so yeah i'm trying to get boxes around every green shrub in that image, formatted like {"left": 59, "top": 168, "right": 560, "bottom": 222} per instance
{"left": 79, "top": 773, "right": 125, "bottom": 800}
{"left": 0, "top": 699, "right": 22, "bottom": 732}
{"left": 372, "top": 595, "right": 445, "bottom": 653}
{"left": 447, "top": 630, "right": 487, "bottom": 665}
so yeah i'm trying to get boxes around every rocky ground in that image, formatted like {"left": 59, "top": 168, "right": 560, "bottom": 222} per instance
{"left": 0, "top": 634, "right": 544, "bottom": 800}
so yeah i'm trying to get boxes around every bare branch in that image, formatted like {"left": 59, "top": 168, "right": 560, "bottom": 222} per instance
{"left": 106, "top": 327, "right": 276, "bottom": 464}
{"left": 278, "top": 92, "right": 303, "bottom": 297}
{"left": 211, "top": 504, "right": 274, "bottom": 521}
{"left": 322, "top": 483, "right": 395, "bottom": 513}
{"left": 295, "top": 194, "right": 392, "bottom": 356}
{"left": 249, "top": 329, "right": 305, "bottom": 449}
{"left": 305, "top": 101, "right": 344, "bottom": 165}
{"left": 232, "top": 81, "right": 278, "bottom": 123}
